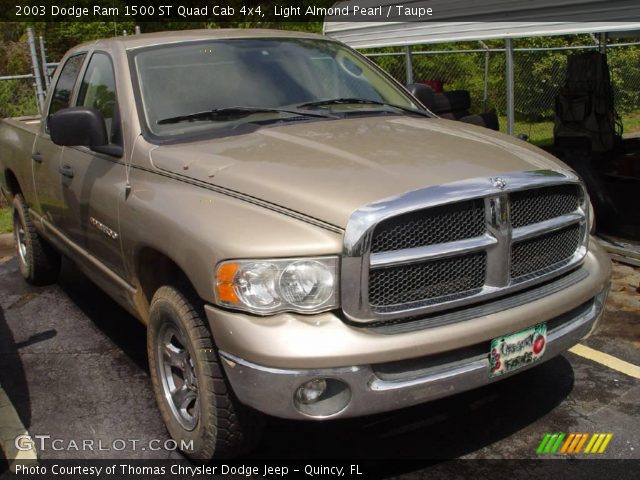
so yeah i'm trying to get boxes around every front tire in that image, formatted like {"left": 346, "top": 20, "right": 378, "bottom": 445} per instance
{"left": 147, "top": 285, "right": 263, "bottom": 460}
{"left": 12, "top": 194, "right": 60, "bottom": 285}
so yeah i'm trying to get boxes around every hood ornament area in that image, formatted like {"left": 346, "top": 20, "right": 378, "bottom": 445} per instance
{"left": 491, "top": 177, "right": 507, "bottom": 190}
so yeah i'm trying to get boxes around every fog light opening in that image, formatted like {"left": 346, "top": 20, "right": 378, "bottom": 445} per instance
{"left": 296, "top": 378, "right": 327, "bottom": 405}
{"left": 294, "top": 378, "right": 351, "bottom": 418}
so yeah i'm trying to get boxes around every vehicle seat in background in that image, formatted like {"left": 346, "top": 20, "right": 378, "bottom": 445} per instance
{"left": 406, "top": 83, "right": 499, "bottom": 131}
{"left": 406, "top": 83, "right": 435, "bottom": 110}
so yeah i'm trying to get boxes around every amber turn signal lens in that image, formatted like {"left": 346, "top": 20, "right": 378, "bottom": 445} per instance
{"left": 216, "top": 262, "right": 240, "bottom": 303}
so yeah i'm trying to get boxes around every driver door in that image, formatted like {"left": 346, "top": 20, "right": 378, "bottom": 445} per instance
{"left": 58, "top": 51, "right": 127, "bottom": 278}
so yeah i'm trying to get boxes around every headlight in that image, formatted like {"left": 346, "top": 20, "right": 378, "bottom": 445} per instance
{"left": 215, "top": 257, "right": 339, "bottom": 315}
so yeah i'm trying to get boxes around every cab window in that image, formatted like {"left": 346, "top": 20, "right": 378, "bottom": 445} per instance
{"left": 76, "top": 53, "right": 120, "bottom": 145}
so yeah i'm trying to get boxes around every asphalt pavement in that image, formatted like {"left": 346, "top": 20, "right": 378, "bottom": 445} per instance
{"left": 0, "top": 251, "right": 638, "bottom": 474}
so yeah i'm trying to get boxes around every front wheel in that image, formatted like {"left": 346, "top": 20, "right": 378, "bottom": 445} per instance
{"left": 147, "top": 285, "right": 263, "bottom": 459}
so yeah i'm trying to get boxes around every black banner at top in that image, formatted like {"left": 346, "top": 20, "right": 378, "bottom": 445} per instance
{"left": 2, "top": 0, "right": 640, "bottom": 23}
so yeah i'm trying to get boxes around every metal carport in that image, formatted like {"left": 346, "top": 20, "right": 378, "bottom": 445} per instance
{"left": 324, "top": 0, "right": 640, "bottom": 135}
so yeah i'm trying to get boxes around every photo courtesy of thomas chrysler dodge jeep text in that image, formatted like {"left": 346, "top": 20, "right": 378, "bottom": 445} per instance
{"left": 0, "top": 29, "right": 611, "bottom": 459}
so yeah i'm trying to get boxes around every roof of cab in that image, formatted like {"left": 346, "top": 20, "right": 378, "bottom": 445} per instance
{"left": 74, "top": 28, "right": 328, "bottom": 51}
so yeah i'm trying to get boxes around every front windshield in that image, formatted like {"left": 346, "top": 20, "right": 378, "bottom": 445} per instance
{"left": 132, "top": 37, "right": 420, "bottom": 137}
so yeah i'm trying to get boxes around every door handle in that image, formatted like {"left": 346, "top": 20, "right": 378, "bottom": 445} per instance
{"left": 31, "top": 152, "right": 43, "bottom": 163}
{"left": 58, "top": 164, "right": 74, "bottom": 179}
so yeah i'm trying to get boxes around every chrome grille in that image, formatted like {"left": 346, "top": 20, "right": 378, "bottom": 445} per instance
{"left": 511, "top": 184, "right": 580, "bottom": 228}
{"left": 371, "top": 200, "right": 485, "bottom": 253}
{"left": 511, "top": 224, "right": 583, "bottom": 279}
{"left": 341, "top": 170, "right": 589, "bottom": 324}
{"left": 369, "top": 253, "right": 486, "bottom": 306}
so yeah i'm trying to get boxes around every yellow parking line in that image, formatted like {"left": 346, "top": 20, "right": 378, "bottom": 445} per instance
{"left": 569, "top": 344, "right": 640, "bottom": 380}
{"left": 0, "top": 384, "right": 37, "bottom": 470}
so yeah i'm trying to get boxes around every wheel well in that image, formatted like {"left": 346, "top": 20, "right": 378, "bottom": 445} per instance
{"left": 137, "top": 248, "right": 195, "bottom": 308}
{"left": 4, "top": 169, "right": 21, "bottom": 198}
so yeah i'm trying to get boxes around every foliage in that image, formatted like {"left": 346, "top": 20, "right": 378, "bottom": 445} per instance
{"left": 0, "top": 38, "right": 31, "bottom": 72}
{"left": 0, "top": 207, "right": 11, "bottom": 234}
{"left": 0, "top": 39, "right": 38, "bottom": 117}
{"left": 363, "top": 35, "right": 640, "bottom": 142}
{"left": 608, "top": 46, "right": 640, "bottom": 115}
{"left": 26, "top": 21, "right": 136, "bottom": 59}
{"left": 0, "top": 79, "right": 38, "bottom": 117}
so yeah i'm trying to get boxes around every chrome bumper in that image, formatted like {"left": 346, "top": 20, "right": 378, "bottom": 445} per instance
{"left": 220, "top": 287, "right": 608, "bottom": 420}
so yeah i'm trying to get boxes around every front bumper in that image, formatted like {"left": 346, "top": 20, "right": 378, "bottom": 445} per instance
{"left": 205, "top": 240, "right": 610, "bottom": 371}
{"left": 219, "top": 287, "right": 608, "bottom": 420}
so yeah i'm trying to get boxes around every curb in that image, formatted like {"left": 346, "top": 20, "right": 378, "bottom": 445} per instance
{"left": 0, "top": 233, "right": 14, "bottom": 249}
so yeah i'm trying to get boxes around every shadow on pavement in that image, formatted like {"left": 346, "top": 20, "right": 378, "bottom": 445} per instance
{"left": 0, "top": 300, "right": 32, "bottom": 430}
{"left": 0, "top": 292, "right": 31, "bottom": 476}
{"left": 56, "top": 258, "right": 148, "bottom": 373}
{"left": 0, "top": 448, "right": 7, "bottom": 475}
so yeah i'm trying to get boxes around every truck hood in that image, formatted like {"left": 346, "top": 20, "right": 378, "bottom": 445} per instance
{"left": 149, "top": 116, "right": 568, "bottom": 229}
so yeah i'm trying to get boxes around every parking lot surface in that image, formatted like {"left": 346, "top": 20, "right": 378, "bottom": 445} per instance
{"left": 0, "top": 249, "right": 638, "bottom": 473}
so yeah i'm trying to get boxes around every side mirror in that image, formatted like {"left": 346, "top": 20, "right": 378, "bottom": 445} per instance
{"left": 49, "top": 107, "right": 108, "bottom": 148}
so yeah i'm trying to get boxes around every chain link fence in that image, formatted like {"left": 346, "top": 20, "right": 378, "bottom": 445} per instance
{"left": 364, "top": 41, "right": 640, "bottom": 146}
{"left": 2, "top": 34, "right": 639, "bottom": 147}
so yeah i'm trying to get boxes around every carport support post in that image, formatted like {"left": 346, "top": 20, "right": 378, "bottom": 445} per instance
{"left": 404, "top": 46, "right": 414, "bottom": 85}
{"left": 479, "top": 40, "right": 490, "bottom": 111}
{"left": 505, "top": 38, "right": 515, "bottom": 136}
{"left": 27, "top": 28, "right": 46, "bottom": 115}
{"left": 599, "top": 32, "right": 607, "bottom": 54}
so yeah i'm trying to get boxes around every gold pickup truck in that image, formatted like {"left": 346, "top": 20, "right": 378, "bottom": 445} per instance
{"left": 0, "top": 29, "right": 611, "bottom": 459}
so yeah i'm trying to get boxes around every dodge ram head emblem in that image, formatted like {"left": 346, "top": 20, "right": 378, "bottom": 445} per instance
{"left": 491, "top": 177, "right": 507, "bottom": 190}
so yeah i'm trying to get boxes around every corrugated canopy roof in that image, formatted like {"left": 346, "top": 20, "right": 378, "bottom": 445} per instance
{"left": 324, "top": 0, "right": 640, "bottom": 48}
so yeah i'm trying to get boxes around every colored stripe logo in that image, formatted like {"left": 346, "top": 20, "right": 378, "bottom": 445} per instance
{"left": 537, "top": 433, "right": 613, "bottom": 455}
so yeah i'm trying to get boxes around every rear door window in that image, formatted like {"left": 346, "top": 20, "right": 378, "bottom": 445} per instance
{"left": 48, "top": 53, "right": 86, "bottom": 117}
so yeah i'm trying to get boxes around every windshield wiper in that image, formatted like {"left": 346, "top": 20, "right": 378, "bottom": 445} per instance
{"left": 157, "top": 106, "right": 334, "bottom": 125}
{"left": 296, "top": 98, "right": 432, "bottom": 118}
{"left": 297, "top": 98, "right": 387, "bottom": 108}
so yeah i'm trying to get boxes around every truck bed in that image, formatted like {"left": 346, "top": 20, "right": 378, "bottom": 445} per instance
{"left": 1, "top": 115, "right": 42, "bottom": 134}
{"left": 0, "top": 115, "right": 41, "bottom": 205}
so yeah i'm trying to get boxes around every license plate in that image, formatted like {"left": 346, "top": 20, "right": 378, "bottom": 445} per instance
{"left": 489, "top": 323, "right": 547, "bottom": 378}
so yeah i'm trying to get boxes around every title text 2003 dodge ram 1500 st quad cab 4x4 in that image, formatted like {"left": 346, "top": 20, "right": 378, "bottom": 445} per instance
{"left": 0, "top": 30, "right": 611, "bottom": 459}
